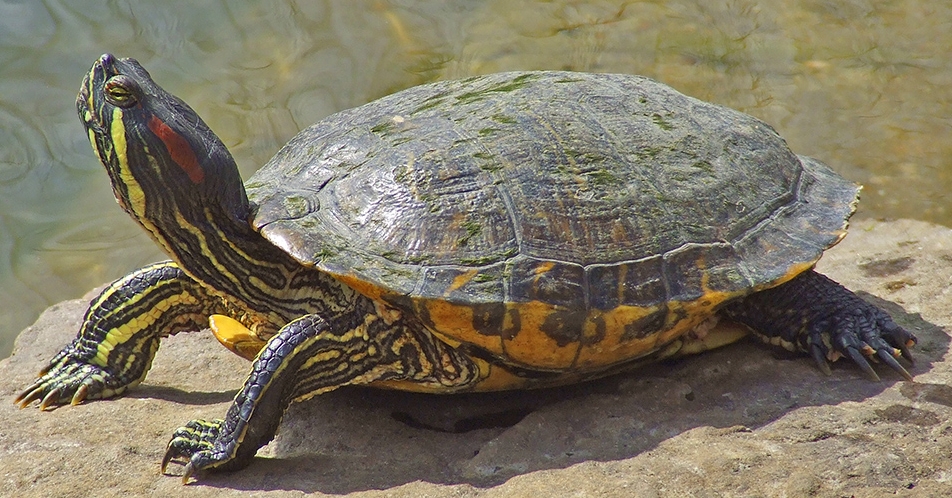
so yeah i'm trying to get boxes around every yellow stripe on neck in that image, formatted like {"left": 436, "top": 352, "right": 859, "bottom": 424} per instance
{"left": 111, "top": 107, "right": 147, "bottom": 220}
{"left": 109, "top": 107, "right": 177, "bottom": 260}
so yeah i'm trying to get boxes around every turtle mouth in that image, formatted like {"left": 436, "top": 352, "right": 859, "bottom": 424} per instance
{"left": 76, "top": 74, "right": 97, "bottom": 131}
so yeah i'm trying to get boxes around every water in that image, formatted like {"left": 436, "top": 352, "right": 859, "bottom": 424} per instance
{"left": 1, "top": 0, "right": 950, "bottom": 358}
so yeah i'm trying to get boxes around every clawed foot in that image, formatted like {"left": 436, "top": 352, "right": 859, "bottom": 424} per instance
{"left": 723, "top": 270, "right": 918, "bottom": 382}
{"left": 162, "top": 418, "right": 233, "bottom": 484}
{"left": 15, "top": 351, "right": 126, "bottom": 410}
{"left": 806, "top": 306, "right": 916, "bottom": 382}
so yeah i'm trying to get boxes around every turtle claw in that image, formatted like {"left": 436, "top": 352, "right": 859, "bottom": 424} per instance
{"left": 14, "top": 386, "right": 40, "bottom": 409}
{"left": 15, "top": 356, "right": 126, "bottom": 410}
{"left": 900, "top": 344, "right": 915, "bottom": 366}
{"left": 39, "top": 388, "right": 63, "bottom": 411}
{"left": 876, "top": 347, "right": 913, "bottom": 382}
{"left": 845, "top": 346, "right": 880, "bottom": 382}
{"left": 71, "top": 384, "right": 89, "bottom": 406}
{"left": 810, "top": 343, "right": 832, "bottom": 376}
{"left": 182, "top": 462, "right": 197, "bottom": 485}
{"left": 160, "top": 448, "right": 176, "bottom": 475}
{"left": 160, "top": 450, "right": 199, "bottom": 485}
{"left": 162, "top": 418, "right": 227, "bottom": 484}
{"left": 726, "top": 271, "right": 919, "bottom": 382}
{"left": 16, "top": 383, "right": 66, "bottom": 411}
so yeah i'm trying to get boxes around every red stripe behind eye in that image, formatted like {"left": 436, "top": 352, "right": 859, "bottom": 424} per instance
{"left": 147, "top": 115, "right": 206, "bottom": 184}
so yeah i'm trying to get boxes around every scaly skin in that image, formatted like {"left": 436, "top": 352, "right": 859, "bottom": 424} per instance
{"left": 160, "top": 312, "right": 481, "bottom": 481}
{"left": 722, "top": 270, "right": 915, "bottom": 381}
{"left": 15, "top": 262, "right": 219, "bottom": 409}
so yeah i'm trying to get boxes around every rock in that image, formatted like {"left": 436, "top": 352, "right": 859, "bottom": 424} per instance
{"left": 1, "top": 218, "right": 950, "bottom": 497}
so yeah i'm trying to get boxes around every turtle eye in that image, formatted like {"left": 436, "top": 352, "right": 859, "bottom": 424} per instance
{"left": 104, "top": 75, "right": 139, "bottom": 108}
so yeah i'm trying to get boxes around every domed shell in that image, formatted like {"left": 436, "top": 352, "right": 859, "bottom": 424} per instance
{"left": 247, "top": 71, "right": 858, "bottom": 372}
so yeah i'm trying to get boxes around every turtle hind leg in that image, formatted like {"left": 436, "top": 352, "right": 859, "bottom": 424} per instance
{"left": 720, "top": 269, "right": 916, "bottom": 381}
{"left": 163, "top": 311, "right": 482, "bottom": 483}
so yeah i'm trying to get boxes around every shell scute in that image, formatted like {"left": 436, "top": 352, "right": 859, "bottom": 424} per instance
{"left": 247, "top": 71, "right": 860, "bottom": 374}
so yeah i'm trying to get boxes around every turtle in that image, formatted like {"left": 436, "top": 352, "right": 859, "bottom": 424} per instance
{"left": 16, "top": 54, "right": 916, "bottom": 483}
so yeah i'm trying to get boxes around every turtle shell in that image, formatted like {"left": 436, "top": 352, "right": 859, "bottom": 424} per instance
{"left": 247, "top": 71, "right": 858, "bottom": 373}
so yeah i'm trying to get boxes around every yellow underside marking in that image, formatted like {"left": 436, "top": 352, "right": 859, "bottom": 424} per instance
{"left": 409, "top": 280, "right": 757, "bottom": 375}
{"left": 336, "top": 265, "right": 821, "bottom": 389}
{"left": 464, "top": 358, "right": 527, "bottom": 392}
{"left": 416, "top": 298, "right": 504, "bottom": 360}
{"left": 372, "top": 318, "right": 757, "bottom": 394}
{"left": 209, "top": 314, "right": 267, "bottom": 360}
{"left": 574, "top": 303, "right": 673, "bottom": 369}
{"left": 501, "top": 300, "right": 580, "bottom": 369}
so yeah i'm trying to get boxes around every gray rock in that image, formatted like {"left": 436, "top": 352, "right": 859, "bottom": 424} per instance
{"left": 1, "top": 218, "right": 950, "bottom": 497}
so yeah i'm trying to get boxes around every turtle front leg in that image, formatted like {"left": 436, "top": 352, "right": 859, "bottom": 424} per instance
{"left": 162, "top": 310, "right": 481, "bottom": 483}
{"left": 721, "top": 269, "right": 916, "bottom": 381}
{"left": 16, "top": 261, "right": 215, "bottom": 409}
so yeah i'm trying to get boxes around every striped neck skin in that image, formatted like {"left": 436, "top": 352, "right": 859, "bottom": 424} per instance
{"left": 77, "top": 54, "right": 361, "bottom": 329}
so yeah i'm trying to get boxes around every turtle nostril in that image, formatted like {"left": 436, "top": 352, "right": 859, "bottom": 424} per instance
{"left": 100, "top": 53, "right": 116, "bottom": 67}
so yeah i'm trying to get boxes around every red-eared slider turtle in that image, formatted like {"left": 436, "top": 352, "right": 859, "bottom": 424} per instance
{"left": 17, "top": 54, "right": 915, "bottom": 483}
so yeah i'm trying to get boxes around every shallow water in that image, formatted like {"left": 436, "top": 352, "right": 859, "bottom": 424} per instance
{"left": 1, "top": 0, "right": 950, "bottom": 358}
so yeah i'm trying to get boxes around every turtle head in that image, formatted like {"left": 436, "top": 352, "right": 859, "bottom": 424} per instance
{"left": 76, "top": 55, "right": 332, "bottom": 321}
{"left": 77, "top": 54, "right": 249, "bottom": 228}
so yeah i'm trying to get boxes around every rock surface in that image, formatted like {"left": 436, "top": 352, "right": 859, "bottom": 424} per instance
{"left": 1, "top": 218, "right": 951, "bottom": 497}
